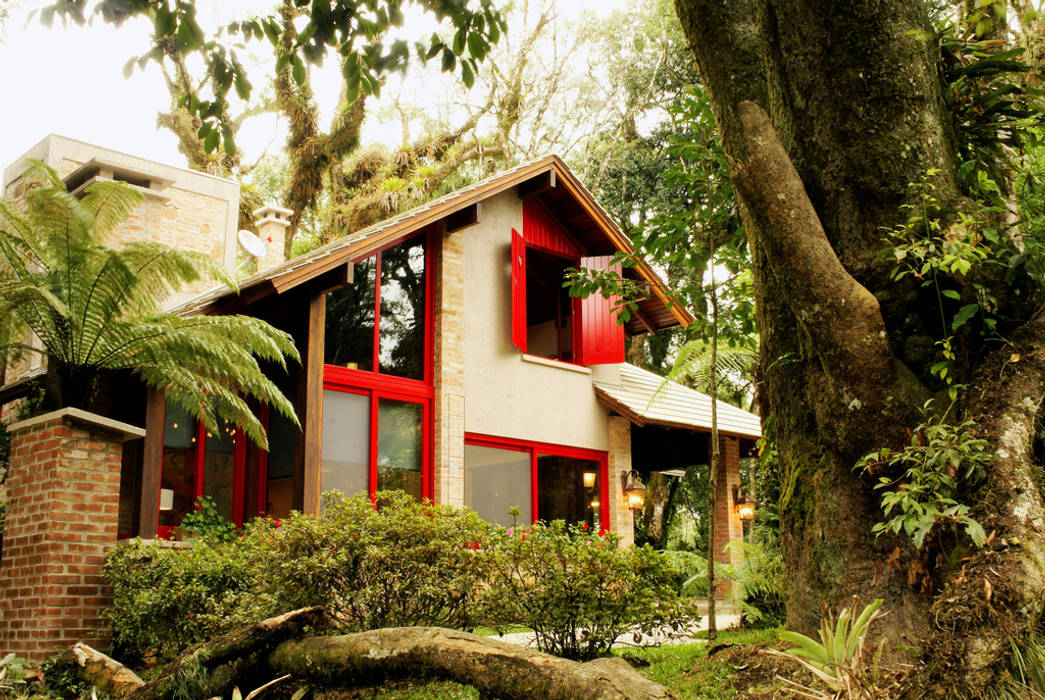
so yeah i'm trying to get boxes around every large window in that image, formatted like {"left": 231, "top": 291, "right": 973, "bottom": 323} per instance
{"left": 157, "top": 399, "right": 295, "bottom": 538}
{"left": 511, "top": 200, "right": 625, "bottom": 366}
{"left": 464, "top": 434, "right": 608, "bottom": 530}
{"left": 322, "top": 231, "right": 433, "bottom": 502}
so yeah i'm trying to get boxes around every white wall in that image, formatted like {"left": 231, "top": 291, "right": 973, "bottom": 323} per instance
{"left": 461, "top": 191, "right": 609, "bottom": 451}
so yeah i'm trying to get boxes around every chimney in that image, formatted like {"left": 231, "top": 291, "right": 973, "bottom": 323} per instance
{"left": 252, "top": 205, "right": 294, "bottom": 270}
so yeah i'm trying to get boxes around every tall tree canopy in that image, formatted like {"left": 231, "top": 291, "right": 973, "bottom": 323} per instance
{"left": 675, "top": 0, "right": 1045, "bottom": 691}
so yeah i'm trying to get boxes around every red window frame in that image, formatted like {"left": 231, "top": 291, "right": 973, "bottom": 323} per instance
{"left": 512, "top": 203, "right": 624, "bottom": 365}
{"left": 155, "top": 406, "right": 254, "bottom": 539}
{"left": 464, "top": 432, "right": 610, "bottom": 531}
{"left": 322, "top": 229, "right": 436, "bottom": 501}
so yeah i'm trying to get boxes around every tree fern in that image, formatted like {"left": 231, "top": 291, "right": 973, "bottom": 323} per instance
{"left": 0, "top": 161, "right": 298, "bottom": 447}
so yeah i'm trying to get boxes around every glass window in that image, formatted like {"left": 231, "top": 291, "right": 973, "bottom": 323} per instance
{"left": 203, "top": 418, "right": 237, "bottom": 522}
{"left": 160, "top": 402, "right": 197, "bottom": 528}
{"left": 525, "top": 248, "right": 575, "bottom": 363}
{"left": 325, "top": 256, "right": 376, "bottom": 371}
{"left": 379, "top": 235, "right": 426, "bottom": 379}
{"left": 537, "top": 455, "right": 600, "bottom": 527}
{"left": 265, "top": 408, "right": 297, "bottom": 518}
{"left": 377, "top": 398, "right": 422, "bottom": 499}
{"left": 321, "top": 390, "right": 371, "bottom": 500}
{"left": 465, "top": 444, "right": 532, "bottom": 527}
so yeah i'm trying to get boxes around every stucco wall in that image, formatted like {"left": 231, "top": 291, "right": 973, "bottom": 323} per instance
{"left": 461, "top": 190, "right": 609, "bottom": 451}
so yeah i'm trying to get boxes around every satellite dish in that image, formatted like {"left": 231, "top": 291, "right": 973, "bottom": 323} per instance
{"left": 238, "top": 229, "right": 267, "bottom": 259}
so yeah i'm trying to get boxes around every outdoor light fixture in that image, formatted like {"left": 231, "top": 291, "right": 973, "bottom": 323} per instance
{"left": 732, "top": 484, "right": 756, "bottom": 523}
{"left": 620, "top": 470, "right": 646, "bottom": 512}
{"left": 590, "top": 497, "right": 601, "bottom": 509}
{"left": 583, "top": 471, "right": 597, "bottom": 489}
{"left": 159, "top": 488, "right": 175, "bottom": 511}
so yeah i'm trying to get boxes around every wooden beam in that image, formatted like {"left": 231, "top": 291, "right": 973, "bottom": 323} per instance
{"left": 516, "top": 170, "right": 557, "bottom": 199}
{"left": 138, "top": 388, "right": 164, "bottom": 538}
{"left": 302, "top": 292, "right": 325, "bottom": 515}
{"left": 632, "top": 307, "right": 656, "bottom": 334}
{"left": 444, "top": 203, "right": 481, "bottom": 233}
{"left": 303, "top": 263, "right": 353, "bottom": 297}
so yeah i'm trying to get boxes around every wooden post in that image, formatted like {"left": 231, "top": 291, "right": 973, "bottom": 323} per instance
{"left": 302, "top": 292, "right": 325, "bottom": 515}
{"left": 137, "top": 388, "right": 164, "bottom": 537}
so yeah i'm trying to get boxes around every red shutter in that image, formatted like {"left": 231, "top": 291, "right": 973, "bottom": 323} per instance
{"left": 511, "top": 228, "right": 527, "bottom": 352}
{"left": 577, "top": 255, "right": 624, "bottom": 365}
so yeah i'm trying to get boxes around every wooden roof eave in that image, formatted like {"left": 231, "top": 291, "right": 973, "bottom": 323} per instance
{"left": 545, "top": 160, "right": 694, "bottom": 331}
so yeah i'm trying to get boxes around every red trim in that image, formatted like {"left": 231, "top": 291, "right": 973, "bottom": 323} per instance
{"left": 578, "top": 255, "right": 625, "bottom": 365}
{"left": 464, "top": 432, "right": 609, "bottom": 530}
{"left": 369, "top": 393, "right": 379, "bottom": 505}
{"left": 372, "top": 250, "right": 382, "bottom": 372}
{"left": 511, "top": 228, "right": 527, "bottom": 352}
{"left": 324, "top": 365, "right": 433, "bottom": 398}
{"left": 422, "top": 399, "right": 432, "bottom": 500}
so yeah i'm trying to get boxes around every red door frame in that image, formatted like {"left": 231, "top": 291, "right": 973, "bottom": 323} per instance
{"left": 463, "top": 432, "right": 610, "bottom": 531}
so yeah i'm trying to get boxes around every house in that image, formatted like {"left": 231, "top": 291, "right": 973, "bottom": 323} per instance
{"left": 0, "top": 137, "right": 762, "bottom": 659}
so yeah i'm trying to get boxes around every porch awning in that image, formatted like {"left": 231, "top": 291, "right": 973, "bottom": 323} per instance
{"left": 592, "top": 363, "right": 762, "bottom": 440}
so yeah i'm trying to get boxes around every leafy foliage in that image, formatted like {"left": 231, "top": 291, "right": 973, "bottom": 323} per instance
{"left": 725, "top": 510, "right": 786, "bottom": 629}
{"left": 480, "top": 520, "right": 701, "bottom": 661}
{"left": 43, "top": 0, "right": 506, "bottom": 156}
{"left": 0, "top": 163, "right": 298, "bottom": 446}
{"left": 767, "top": 598, "right": 885, "bottom": 700}
{"left": 855, "top": 403, "right": 995, "bottom": 549}
{"left": 180, "top": 495, "right": 238, "bottom": 543}
{"left": 105, "top": 491, "right": 700, "bottom": 665}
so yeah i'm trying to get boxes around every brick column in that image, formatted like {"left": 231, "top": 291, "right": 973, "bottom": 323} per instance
{"left": 0, "top": 408, "right": 144, "bottom": 661}
{"left": 432, "top": 230, "right": 466, "bottom": 505}
{"left": 606, "top": 416, "right": 634, "bottom": 547}
{"left": 712, "top": 435, "right": 743, "bottom": 599}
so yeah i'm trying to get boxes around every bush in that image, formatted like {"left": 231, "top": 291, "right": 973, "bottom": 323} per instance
{"left": 660, "top": 549, "right": 709, "bottom": 597}
{"left": 236, "top": 490, "right": 492, "bottom": 632}
{"left": 104, "top": 538, "right": 253, "bottom": 663}
{"left": 105, "top": 491, "right": 699, "bottom": 664}
{"left": 479, "top": 521, "right": 701, "bottom": 660}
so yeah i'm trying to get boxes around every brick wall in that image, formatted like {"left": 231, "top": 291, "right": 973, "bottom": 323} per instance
{"left": 432, "top": 229, "right": 466, "bottom": 505}
{"left": 606, "top": 416, "right": 635, "bottom": 546}
{"left": 712, "top": 435, "right": 743, "bottom": 598}
{"left": 0, "top": 409, "right": 142, "bottom": 661}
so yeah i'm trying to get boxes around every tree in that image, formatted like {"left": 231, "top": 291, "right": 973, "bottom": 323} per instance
{"left": 675, "top": 0, "right": 1045, "bottom": 690}
{"left": 0, "top": 163, "right": 298, "bottom": 447}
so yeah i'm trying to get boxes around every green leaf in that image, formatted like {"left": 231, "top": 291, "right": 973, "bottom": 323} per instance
{"left": 203, "top": 128, "right": 219, "bottom": 154}
{"left": 965, "top": 519, "right": 986, "bottom": 548}
{"left": 292, "top": 55, "right": 306, "bottom": 85}
{"left": 441, "top": 47, "right": 456, "bottom": 72}
{"left": 467, "top": 32, "right": 487, "bottom": 60}
{"left": 942, "top": 289, "right": 961, "bottom": 300}
{"left": 461, "top": 61, "right": 474, "bottom": 88}
{"left": 154, "top": 7, "right": 176, "bottom": 37}
{"left": 951, "top": 303, "right": 979, "bottom": 330}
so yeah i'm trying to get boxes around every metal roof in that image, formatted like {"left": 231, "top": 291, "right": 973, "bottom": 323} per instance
{"left": 593, "top": 363, "right": 762, "bottom": 439}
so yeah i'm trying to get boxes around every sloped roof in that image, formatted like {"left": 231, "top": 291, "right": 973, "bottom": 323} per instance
{"left": 593, "top": 363, "right": 762, "bottom": 439}
{"left": 173, "top": 155, "right": 693, "bottom": 332}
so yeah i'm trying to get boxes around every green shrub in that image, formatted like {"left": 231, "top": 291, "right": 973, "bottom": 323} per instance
{"left": 236, "top": 490, "right": 493, "bottom": 632}
{"left": 180, "top": 495, "right": 238, "bottom": 543}
{"left": 660, "top": 549, "right": 709, "bottom": 597}
{"left": 479, "top": 521, "right": 701, "bottom": 661}
{"left": 104, "top": 538, "right": 253, "bottom": 663}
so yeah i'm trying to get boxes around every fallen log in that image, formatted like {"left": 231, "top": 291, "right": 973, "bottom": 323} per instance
{"left": 268, "top": 627, "right": 676, "bottom": 700}
{"left": 61, "top": 614, "right": 675, "bottom": 699}
{"left": 125, "top": 606, "right": 329, "bottom": 700}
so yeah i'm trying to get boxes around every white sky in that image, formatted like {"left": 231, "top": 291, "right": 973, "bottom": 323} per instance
{"left": 0, "top": 0, "right": 630, "bottom": 173}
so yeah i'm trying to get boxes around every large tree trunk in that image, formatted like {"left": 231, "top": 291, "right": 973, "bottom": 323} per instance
{"left": 674, "top": 0, "right": 1045, "bottom": 691}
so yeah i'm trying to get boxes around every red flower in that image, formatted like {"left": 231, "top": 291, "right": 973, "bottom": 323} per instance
{"left": 273, "top": 519, "right": 282, "bottom": 528}
{"left": 520, "top": 534, "right": 526, "bottom": 541}
{"left": 598, "top": 528, "right": 607, "bottom": 537}
{"left": 581, "top": 523, "right": 589, "bottom": 530}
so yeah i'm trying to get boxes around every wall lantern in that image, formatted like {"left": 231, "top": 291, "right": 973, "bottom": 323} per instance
{"left": 732, "top": 484, "right": 756, "bottom": 523}
{"left": 590, "top": 497, "right": 601, "bottom": 510}
{"left": 582, "top": 471, "right": 597, "bottom": 489}
{"left": 159, "top": 488, "right": 175, "bottom": 512}
{"left": 621, "top": 470, "right": 646, "bottom": 512}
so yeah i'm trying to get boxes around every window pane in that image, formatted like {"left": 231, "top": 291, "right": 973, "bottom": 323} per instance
{"left": 537, "top": 455, "right": 599, "bottom": 527}
{"left": 377, "top": 398, "right": 422, "bottom": 499}
{"left": 465, "top": 444, "right": 532, "bottom": 527}
{"left": 203, "top": 418, "right": 236, "bottom": 522}
{"left": 265, "top": 408, "right": 297, "bottom": 518}
{"left": 322, "top": 390, "right": 370, "bottom": 499}
{"left": 379, "top": 235, "right": 426, "bottom": 379}
{"left": 525, "top": 248, "right": 574, "bottom": 363}
{"left": 160, "top": 402, "right": 196, "bottom": 528}
{"left": 325, "top": 256, "right": 376, "bottom": 371}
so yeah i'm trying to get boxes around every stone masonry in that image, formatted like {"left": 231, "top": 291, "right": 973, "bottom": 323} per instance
{"left": 432, "top": 229, "right": 466, "bottom": 505}
{"left": 712, "top": 435, "right": 743, "bottom": 597}
{"left": 606, "top": 416, "right": 635, "bottom": 546}
{"left": 0, "top": 409, "right": 143, "bottom": 661}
